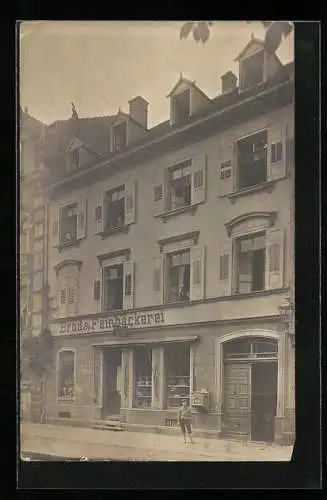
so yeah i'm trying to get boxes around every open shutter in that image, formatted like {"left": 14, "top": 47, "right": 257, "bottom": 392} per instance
{"left": 191, "top": 153, "right": 206, "bottom": 205}
{"left": 124, "top": 182, "right": 136, "bottom": 225}
{"left": 265, "top": 228, "right": 285, "bottom": 290}
{"left": 153, "top": 170, "right": 165, "bottom": 215}
{"left": 153, "top": 256, "right": 164, "bottom": 305}
{"left": 94, "top": 195, "right": 104, "bottom": 234}
{"left": 218, "top": 142, "right": 234, "bottom": 195}
{"left": 218, "top": 240, "right": 232, "bottom": 296}
{"left": 77, "top": 199, "right": 87, "bottom": 240}
{"left": 123, "top": 261, "right": 134, "bottom": 310}
{"left": 267, "top": 124, "right": 286, "bottom": 181}
{"left": 190, "top": 246, "right": 205, "bottom": 301}
{"left": 59, "top": 287, "right": 67, "bottom": 317}
{"left": 52, "top": 208, "right": 61, "bottom": 247}
{"left": 93, "top": 280, "right": 100, "bottom": 301}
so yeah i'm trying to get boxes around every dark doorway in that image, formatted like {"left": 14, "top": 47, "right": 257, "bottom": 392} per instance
{"left": 251, "top": 361, "right": 277, "bottom": 442}
{"left": 102, "top": 349, "right": 122, "bottom": 418}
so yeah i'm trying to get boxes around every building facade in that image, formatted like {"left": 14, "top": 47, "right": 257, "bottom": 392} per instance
{"left": 42, "top": 38, "right": 295, "bottom": 445}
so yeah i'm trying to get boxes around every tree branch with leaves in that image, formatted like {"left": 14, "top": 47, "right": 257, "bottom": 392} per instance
{"left": 180, "top": 21, "right": 293, "bottom": 54}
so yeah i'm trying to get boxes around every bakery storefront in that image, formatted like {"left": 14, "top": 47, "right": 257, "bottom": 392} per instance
{"left": 47, "top": 301, "right": 293, "bottom": 444}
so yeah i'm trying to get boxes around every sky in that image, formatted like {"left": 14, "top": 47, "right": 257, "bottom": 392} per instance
{"left": 20, "top": 21, "right": 294, "bottom": 128}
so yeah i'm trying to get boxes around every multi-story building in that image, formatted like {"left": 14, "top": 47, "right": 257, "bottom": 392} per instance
{"left": 20, "top": 107, "right": 46, "bottom": 347}
{"left": 42, "top": 37, "right": 295, "bottom": 445}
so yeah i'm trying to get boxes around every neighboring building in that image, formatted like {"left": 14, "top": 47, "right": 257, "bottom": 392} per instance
{"left": 43, "top": 38, "right": 295, "bottom": 445}
{"left": 20, "top": 107, "right": 47, "bottom": 347}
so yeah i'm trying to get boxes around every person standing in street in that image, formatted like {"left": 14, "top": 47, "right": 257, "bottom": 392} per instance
{"left": 177, "top": 399, "right": 193, "bottom": 444}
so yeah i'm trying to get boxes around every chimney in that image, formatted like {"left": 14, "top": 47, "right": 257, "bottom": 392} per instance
{"left": 128, "top": 96, "right": 149, "bottom": 129}
{"left": 221, "top": 71, "right": 237, "bottom": 94}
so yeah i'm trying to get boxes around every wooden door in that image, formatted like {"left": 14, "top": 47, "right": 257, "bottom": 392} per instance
{"left": 223, "top": 363, "right": 251, "bottom": 439}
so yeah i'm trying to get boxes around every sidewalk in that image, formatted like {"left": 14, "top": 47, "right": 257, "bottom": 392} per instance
{"left": 21, "top": 423, "right": 293, "bottom": 461}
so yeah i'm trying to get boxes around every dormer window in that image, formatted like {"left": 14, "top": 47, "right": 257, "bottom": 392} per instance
{"left": 240, "top": 50, "right": 264, "bottom": 91}
{"left": 67, "top": 148, "right": 80, "bottom": 171}
{"left": 172, "top": 89, "right": 190, "bottom": 124}
{"left": 112, "top": 121, "right": 127, "bottom": 152}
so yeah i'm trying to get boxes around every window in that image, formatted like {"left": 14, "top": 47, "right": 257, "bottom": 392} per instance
{"left": 236, "top": 232, "right": 266, "bottom": 294}
{"left": 112, "top": 122, "right": 127, "bottom": 152}
{"left": 32, "top": 293, "right": 42, "bottom": 312}
{"left": 33, "top": 252, "right": 43, "bottom": 270}
{"left": 58, "top": 350, "right": 75, "bottom": 400}
{"left": 224, "top": 338, "right": 277, "bottom": 360}
{"left": 172, "top": 89, "right": 190, "bottom": 123}
{"left": 166, "top": 249, "right": 190, "bottom": 303}
{"left": 220, "top": 254, "right": 229, "bottom": 280}
{"left": 34, "top": 222, "right": 44, "bottom": 239}
{"left": 220, "top": 160, "right": 232, "bottom": 181}
{"left": 165, "top": 343, "right": 190, "bottom": 408}
{"left": 104, "top": 185, "right": 125, "bottom": 230}
{"left": 60, "top": 203, "right": 78, "bottom": 243}
{"left": 169, "top": 159, "right": 192, "bottom": 210}
{"left": 154, "top": 185, "right": 163, "bottom": 202}
{"left": 33, "top": 271, "right": 43, "bottom": 291}
{"left": 237, "top": 131, "right": 268, "bottom": 189}
{"left": 241, "top": 51, "right": 264, "bottom": 90}
{"left": 134, "top": 347, "right": 152, "bottom": 408}
{"left": 271, "top": 142, "right": 283, "bottom": 163}
{"left": 68, "top": 149, "right": 80, "bottom": 170}
{"left": 103, "top": 265, "right": 124, "bottom": 311}
{"left": 33, "top": 239, "right": 43, "bottom": 252}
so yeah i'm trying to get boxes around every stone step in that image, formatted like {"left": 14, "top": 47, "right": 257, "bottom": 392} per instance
{"left": 93, "top": 420, "right": 124, "bottom": 431}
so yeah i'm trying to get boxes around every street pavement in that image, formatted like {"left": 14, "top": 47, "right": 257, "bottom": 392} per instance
{"left": 21, "top": 423, "right": 293, "bottom": 462}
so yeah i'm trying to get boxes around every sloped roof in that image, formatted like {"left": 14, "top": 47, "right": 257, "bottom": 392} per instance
{"left": 234, "top": 36, "right": 265, "bottom": 61}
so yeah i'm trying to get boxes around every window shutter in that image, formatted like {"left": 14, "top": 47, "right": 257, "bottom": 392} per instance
{"left": 77, "top": 199, "right": 87, "bottom": 240}
{"left": 190, "top": 246, "right": 205, "bottom": 301}
{"left": 153, "top": 256, "right": 164, "bottom": 305}
{"left": 153, "top": 170, "right": 165, "bottom": 215}
{"left": 93, "top": 280, "right": 100, "bottom": 301}
{"left": 52, "top": 208, "right": 61, "bottom": 247}
{"left": 265, "top": 228, "right": 285, "bottom": 290}
{"left": 123, "top": 261, "right": 134, "bottom": 310}
{"left": 218, "top": 142, "right": 233, "bottom": 196}
{"left": 218, "top": 240, "right": 232, "bottom": 296}
{"left": 59, "top": 287, "right": 67, "bottom": 317}
{"left": 94, "top": 196, "right": 104, "bottom": 234}
{"left": 267, "top": 124, "right": 286, "bottom": 181}
{"left": 124, "top": 182, "right": 136, "bottom": 225}
{"left": 286, "top": 136, "right": 294, "bottom": 175}
{"left": 191, "top": 153, "right": 206, "bottom": 205}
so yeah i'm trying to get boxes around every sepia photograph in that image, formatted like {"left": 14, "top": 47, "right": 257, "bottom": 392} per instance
{"left": 19, "top": 20, "right": 296, "bottom": 464}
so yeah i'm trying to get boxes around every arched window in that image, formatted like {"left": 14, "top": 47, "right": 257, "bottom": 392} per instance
{"left": 57, "top": 350, "right": 75, "bottom": 401}
{"left": 224, "top": 337, "right": 277, "bottom": 361}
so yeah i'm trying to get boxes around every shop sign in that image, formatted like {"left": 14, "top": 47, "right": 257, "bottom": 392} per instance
{"left": 52, "top": 310, "right": 166, "bottom": 336}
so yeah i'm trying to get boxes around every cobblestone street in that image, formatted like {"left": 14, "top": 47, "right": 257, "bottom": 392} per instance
{"left": 21, "top": 423, "right": 293, "bottom": 461}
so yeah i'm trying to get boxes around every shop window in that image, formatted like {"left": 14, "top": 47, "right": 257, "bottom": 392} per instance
{"left": 165, "top": 343, "right": 190, "bottom": 408}
{"left": 112, "top": 122, "right": 127, "bottom": 152}
{"left": 134, "top": 347, "right": 152, "bottom": 408}
{"left": 57, "top": 350, "right": 75, "bottom": 400}
{"left": 236, "top": 232, "right": 266, "bottom": 294}
{"left": 237, "top": 130, "right": 268, "bottom": 189}
{"left": 104, "top": 185, "right": 125, "bottom": 230}
{"left": 60, "top": 203, "right": 78, "bottom": 244}
{"left": 166, "top": 249, "right": 190, "bottom": 303}
{"left": 103, "top": 265, "right": 123, "bottom": 311}
{"left": 169, "top": 159, "right": 192, "bottom": 210}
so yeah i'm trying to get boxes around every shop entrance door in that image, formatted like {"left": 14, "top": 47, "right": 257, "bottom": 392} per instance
{"left": 251, "top": 361, "right": 277, "bottom": 442}
{"left": 102, "top": 349, "right": 122, "bottom": 419}
{"left": 222, "top": 363, "right": 251, "bottom": 439}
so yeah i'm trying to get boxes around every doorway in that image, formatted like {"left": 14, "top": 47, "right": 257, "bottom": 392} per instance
{"left": 251, "top": 361, "right": 277, "bottom": 442}
{"left": 102, "top": 349, "right": 122, "bottom": 418}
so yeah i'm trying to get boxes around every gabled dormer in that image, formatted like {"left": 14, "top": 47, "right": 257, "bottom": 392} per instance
{"left": 167, "top": 75, "right": 211, "bottom": 126}
{"left": 111, "top": 97, "right": 149, "bottom": 153}
{"left": 66, "top": 138, "right": 100, "bottom": 172}
{"left": 235, "top": 36, "right": 283, "bottom": 92}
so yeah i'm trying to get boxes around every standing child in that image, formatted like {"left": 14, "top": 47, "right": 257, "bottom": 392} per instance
{"left": 177, "top": 399, "right": 193, "bottom": 444}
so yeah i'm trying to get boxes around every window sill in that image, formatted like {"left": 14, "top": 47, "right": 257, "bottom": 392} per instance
{"left": 220, "top": 180, "right": 276, "bottom": 204}
{"left": 57, "top": 397, "right": 75, "bottom": 403}
{"left": 99, "top": 225, "right": 130, "bottom": 239}
{"left": 155, "top": 203, "right": 198, "bottom": 221}
{"left": 55, "top": 239, "right": 81, "bottom": 253}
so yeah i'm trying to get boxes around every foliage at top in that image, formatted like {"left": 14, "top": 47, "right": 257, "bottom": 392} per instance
{"left": 180, "top": 21, "right": 293, "bottom": 54}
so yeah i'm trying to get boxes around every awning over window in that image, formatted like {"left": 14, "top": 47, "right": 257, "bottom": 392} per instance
{"left": 91, "top": 335, "right": 198, "bottom": 348}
